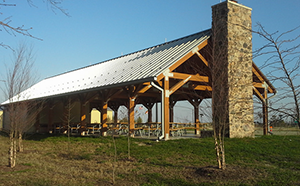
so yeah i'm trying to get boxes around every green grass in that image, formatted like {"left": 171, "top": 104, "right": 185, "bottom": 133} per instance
{"left": 0, "top": 134, "right": 300, "bottom": 185}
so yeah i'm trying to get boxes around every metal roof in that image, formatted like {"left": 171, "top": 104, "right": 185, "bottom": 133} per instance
{"left": 2, "top": 29, "right": 211, "bottom": 104}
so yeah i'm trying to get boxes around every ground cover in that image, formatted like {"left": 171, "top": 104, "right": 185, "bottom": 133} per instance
{"left": 0, "top": 132, "right": 300, "bottom": 185}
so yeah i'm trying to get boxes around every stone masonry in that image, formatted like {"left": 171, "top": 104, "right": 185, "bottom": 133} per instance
{"left": 211, "top": 1, "right": 254, "bottom": 138}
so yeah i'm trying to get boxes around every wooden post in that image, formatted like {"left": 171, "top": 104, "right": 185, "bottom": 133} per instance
{"left": 156, "top": 103, "right": 158, "bottom": 123}
{"left": 263, "top": 101, "right": 268, "bottom": 135}
{"left": 194, "top": 104, "right": 200, "bottom": 135}
{"left": 48, "top": 105, "right": 54, "bottom": 133}
{"left": 147, "top": 108, "right": 152, "bottom": 123}
{"left": 164, "top": 78, "right": 170, "bottom": 140}
{"left": 108, "top": 101, "right": 120, "bottom": 124}
{"left": 102, "top": 101, "right": 108, "bottom": 128}
{"left": 80, "top": 101, "right": 86, "bottom": 135}
{"left": 35, "top": 112, "right": 40, "bottom": 133}
{"left": 101, "top": 101, "right": 108, "bottom": 136}
{"left": 63, "top": 100, "right": 69, "bottom": 133}
{"left": 114, "top": 110, "right": 118, "bottom": 124}
{"left": 187, "top": 98, "right": 202, "bottom": 135}
{"left": 128, "top": 97, "right": 135, "bottom": 137}
{"left": 141, "top": 99, "right": 155, "bottom": 123}
{"left": 169, "top": 96, "right": 177, "bottom": 123}
{"left": 263, "top": 83, "right": 269, "bottom": 135}
{"left": 169, "top": 107, "right": 174, "bottom": 123}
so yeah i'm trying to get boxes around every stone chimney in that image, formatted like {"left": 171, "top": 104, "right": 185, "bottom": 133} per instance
{"left": 211, "top": 0, "right": 254, "bottom": 137}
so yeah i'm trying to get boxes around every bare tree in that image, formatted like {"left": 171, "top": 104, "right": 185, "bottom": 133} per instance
{"left": 2, "top": 44, "right": 42, "bottom": 168}
{"left": 61, "top": 97, "right": 76, "bottom": 155}
{"left": 210, "top": 36, "right": 227, "bottom": 170}
{"left": 253, "top": 23, "right": 300, "bottom": 128}
{"left": 0, "top": 0, "right": 68, "bottom": 49}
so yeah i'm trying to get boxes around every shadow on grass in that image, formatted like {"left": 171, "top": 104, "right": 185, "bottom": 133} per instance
{"left": 140, "top": 172, "right": 196, "bottom": 186}
{"left": 23, "top": 133, "right": 64, "bottom": 141}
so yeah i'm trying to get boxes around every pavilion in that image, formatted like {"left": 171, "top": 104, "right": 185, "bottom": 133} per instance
{"left": 1, "top": 1, "right": 276, "bottom": 139}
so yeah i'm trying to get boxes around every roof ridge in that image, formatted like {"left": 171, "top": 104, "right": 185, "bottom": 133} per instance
{"left": 45, "top": 29, "right": 212, "bottom": 80}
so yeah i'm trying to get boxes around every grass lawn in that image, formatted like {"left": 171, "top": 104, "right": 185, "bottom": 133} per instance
{"left": 0, "top": 132, "right": 300, "bottom": 186}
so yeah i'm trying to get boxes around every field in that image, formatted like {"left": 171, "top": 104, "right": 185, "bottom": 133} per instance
{"left": 0, "top": 131, "right": 300, "bottom": 186}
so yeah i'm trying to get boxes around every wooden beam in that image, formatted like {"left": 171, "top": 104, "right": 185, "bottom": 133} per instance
{"left": 194, "top": 85, "right": 212, "bottom": 91}
{"left": 253, "top": 86, "right": 264, "bottom": 101}
{"left": 156, "top": 39, "right": 209, "bottom": 81}
{"left": 172, "top": 72, "right": 209, "bottom": 82}
{"left": 252, "top": 67, "right": 274, "bottom": 93}
{"left": 156, "top": 51, "right": 193, "bottom": 81}
{"left": 193, "top": 39, "right": 208, "bottom": 52}
{"left": 138, "top": 84, "right": 152, "bottom": 94}
{"left": 253, "top": 82, "right": 275, "bottom": 97}
{"left": 169, "top": 76, "right": 191, "bottom": 96}
{"left": 252, "top": 67, "right": 264, "bottom": 83}
{"left": 195, "top": 51, "right": 208, "bottom": 66}
{"left": 253, "top": 82, "right": 264, "bottom": 89}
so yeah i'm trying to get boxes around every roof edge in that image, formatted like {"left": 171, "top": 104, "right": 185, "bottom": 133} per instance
{"left": 45, "top": 29, "right": 212, "bottom": 80}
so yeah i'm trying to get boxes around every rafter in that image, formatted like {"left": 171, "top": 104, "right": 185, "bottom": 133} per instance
{"left": 253, "top": 86, "right": 264, "bottom": 101}
{"left": 156, "top": 39, "right": 209, "bottom": 81}
{"left": 194, "top": 85, "right": 212, "bottom": 91}
{"left": 252, "top": 68, "right": 274, "bottom": 93}
{"left": 252, "top": 67, "right": 265, "bottom": 83}
{"left": 138, "top": 83, "right": 152, "bottom": 94}
{"left": 253, "top": 82, "right": 264, "bottom": 89}
{"left": 169, "top": 76, "right": 191, "bottom": 96}
{"left": 172, "top": 72, "right": 209, "bottom": 82}
{"left": 195, "top": 51, "right": 208, "bottom": 66}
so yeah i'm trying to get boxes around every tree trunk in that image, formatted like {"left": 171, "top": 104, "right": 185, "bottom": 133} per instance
{"left": 127, "top": 133, "right": 131, "bottom": 160}
{"left": 8, "top": 131, "right": 16, "bottom": 168}
{"left": 219, "top": 133, "right": 226, "bottom": 170}
{"left": 18, "top": 133, "right": 23, "bottom": 152}
{"left": 214, "top": 137, "right": 222, "bottom": 169}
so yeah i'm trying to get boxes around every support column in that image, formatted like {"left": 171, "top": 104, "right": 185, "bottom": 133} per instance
{"left": 263, "top": 84, "right": 269, "bottom": 135}
{"left": 188, "top": 98, "right": 202, "bottom": 135}
{"left": 101, "top": 101, "right": 108, "bottom": 136}
{"left": 156, "top": 103, "right": 158, "bottom": 123}
{"left": 164, "top": 78, "right": 170, "bottom": 140}
{"left": 101, "top": 102, "right": 108, "bottom": 127}
{"left": 108, "top": 101, "right": 121, "bottom": 124}
{"left": 141, "top": 98, "right": 156, "bottom": 123}
{"left": 114, "top": 110, "right": 118, "bottom": 124}
{"left": 194, "top": 105, "right": 200, "bottom": 135}
{"left": 147, "top": 108, "right": 152, "bottom": 123}
{"left": 80, "top": 101, "right": 87, "bottom": 135}
{"left": 263, "top": 101, "right": 268, "bottom": 135}
{"left": 35, "top": 112, "right": 40, "bottom": 133}
{"left": 128, "top": 97, "right": 135, "bottom": 137}
{"left": 169, "top": 97, "right": 177, "bottom": 123}
{"left": 62, "top": 99, "right": 70, "bottom": 134}
{"left": 48, "top": 105, "right": 54, "bottom": 133}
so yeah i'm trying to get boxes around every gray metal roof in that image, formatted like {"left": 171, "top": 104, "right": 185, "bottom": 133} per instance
{"left": 2, "top": 29, "right": 211, "bottom": 104}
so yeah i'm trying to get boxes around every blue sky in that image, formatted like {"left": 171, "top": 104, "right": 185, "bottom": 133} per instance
{"left": 1, "top": 0, "right": 300, "bottom": 122}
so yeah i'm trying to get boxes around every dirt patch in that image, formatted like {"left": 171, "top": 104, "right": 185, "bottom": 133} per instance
{"left": 0, "top": 164, "right": 31, "bottom": 173}
{"left": 195, "top": 165, "right": 261, "bottom": 182}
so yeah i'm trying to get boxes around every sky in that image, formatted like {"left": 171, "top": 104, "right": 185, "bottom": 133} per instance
{"left": 1, "top": 0, "right": 300, "bottom": 122}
